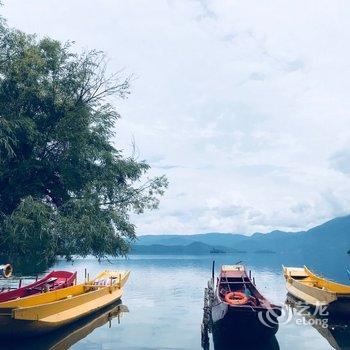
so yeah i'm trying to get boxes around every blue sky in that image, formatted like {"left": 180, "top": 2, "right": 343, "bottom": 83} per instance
{"left": 3, "top": 0, "right": 350, "bottom": 235}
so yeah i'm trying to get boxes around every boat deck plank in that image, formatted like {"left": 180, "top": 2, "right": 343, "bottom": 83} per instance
{"left": 40, "top": 289, "right": 123, "bottom": 325}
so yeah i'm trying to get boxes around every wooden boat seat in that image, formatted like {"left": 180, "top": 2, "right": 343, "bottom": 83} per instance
{"left": 45, "top": 277, "right": 58, "bottom": 284}
{"left": 287, "top": 282, "right": 330, "bottom": 306}
{"left": 298, "top": 278, "right": 324, "bottom": 289}
{"left": 26, "top": 277, "right": 58, "bottom": 292}
{"left": 55, "top": 281, "right": 67, "bottom": 288}
{"left": 302, "top": 281, "right": 315, "bottom": 286}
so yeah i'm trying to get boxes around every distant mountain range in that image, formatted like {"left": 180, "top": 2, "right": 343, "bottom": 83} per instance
{"left": 131, "top": 215, "right": 350, "bottom": 255}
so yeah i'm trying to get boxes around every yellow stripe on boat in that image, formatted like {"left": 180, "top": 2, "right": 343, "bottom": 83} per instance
{"left": 303, "top": 266, "right": 350, "bottom": 294}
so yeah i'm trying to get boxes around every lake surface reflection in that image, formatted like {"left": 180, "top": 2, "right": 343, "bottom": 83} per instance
{"left": 7, "top": 253, "right": 350, "bottom": 349}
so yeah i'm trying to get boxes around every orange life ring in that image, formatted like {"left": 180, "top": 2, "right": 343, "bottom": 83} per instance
{"left": 224, "top": 291, "right": 249, "bottom": 305}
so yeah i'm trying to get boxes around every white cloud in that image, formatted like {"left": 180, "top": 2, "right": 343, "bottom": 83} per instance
{"left": 329, "top": 150, "right": 350, "bottom": 174}
{"left": 2, "top": 0, "right": 350, "bottom": 234}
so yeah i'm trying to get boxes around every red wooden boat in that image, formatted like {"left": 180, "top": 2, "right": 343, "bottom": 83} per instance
{"left": 203, "top": 263, "right": 281, "bottom": 348}
{"left": 0, "top": 270, "right": 76, "bottom": 303}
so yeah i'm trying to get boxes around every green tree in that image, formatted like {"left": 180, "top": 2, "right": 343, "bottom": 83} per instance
{"left": 0, "top": 21, "right": 167, "bottom": 270}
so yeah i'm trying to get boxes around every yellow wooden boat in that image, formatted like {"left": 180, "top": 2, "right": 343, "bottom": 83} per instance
{"left": 283, "top": 266, "right": 350, "bottom": 315}
{"left": 0, "top": 270, "right": 130, "bottom": 337}
{"left": 0, "top": 302, "right": 128, "bottom": 350}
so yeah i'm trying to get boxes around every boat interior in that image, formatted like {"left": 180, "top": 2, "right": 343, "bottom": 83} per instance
{"left": 218, "top": 275, "right": 262, "bottom": 307}
{"left": 0, "top": 271, "right": 76, "bottom": 301}
{"left": 25, "top": 273, "right": 76, "bottom": 294}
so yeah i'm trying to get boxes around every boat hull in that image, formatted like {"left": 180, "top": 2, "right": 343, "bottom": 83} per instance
{"left": 0, "top": 290, "right": 123, "bottom": 337}
{"left": 0, "top": 302, "right": 128, "bottom": 349}
{"left": 327, "top": 296, "right": 350, "bottom": 317}
{"left": 287, "top": 289, "right": 350, "bottom": 319}
{"left": 0, "top": 316, "right": 59, "bottom": 337}
{"left": 213, "top": 333, "right": 280, "bottom": 350}
{"left": 212, "top": 300, "right": 279, "bottom": 343}
{"left": 285, "top": 278, "right": 337, "bottom": 307}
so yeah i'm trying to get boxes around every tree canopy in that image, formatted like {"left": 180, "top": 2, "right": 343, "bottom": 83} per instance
{"left": 0, "top": 20, "right": 167, "bottom": 271}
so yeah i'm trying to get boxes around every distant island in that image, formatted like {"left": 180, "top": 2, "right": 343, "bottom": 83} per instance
{"left": 254, "top": 249, "right": 276, "bottom": 254}
{"left": 131, "top": 215, "right": 350, "bottom": 255}
{"left": 210, "top": 248, "right": 226, "bottom": 254}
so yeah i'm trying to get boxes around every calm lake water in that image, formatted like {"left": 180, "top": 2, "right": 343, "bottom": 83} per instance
{"left": 4, "top": 253, "right": 350, "bottom": 350}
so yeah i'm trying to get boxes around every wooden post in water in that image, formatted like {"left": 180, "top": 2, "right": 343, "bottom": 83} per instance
{"left": 249, "top": 270, "right": 252, "bottom": 279}
{"left": 84, "top": 268, "right": 87, "bottom": 284}
{"left": 18, "top": 278, "right": 22, "bottom": 288}
{"left": 253, "top": 277, "right": 256, "bottom": 285}
{"left": 211, "top": 260, "right": 215, "bottom": 284}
